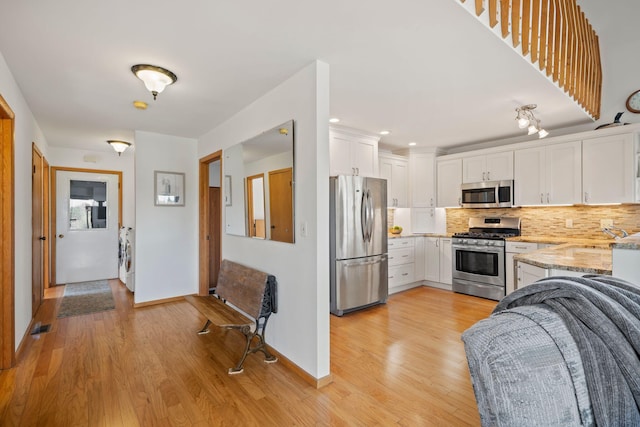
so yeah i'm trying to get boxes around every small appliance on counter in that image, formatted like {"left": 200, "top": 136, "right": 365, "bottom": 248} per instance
{"left": 329, "top": 175, "right": 388, "bottom": 316}
{"left": 452, "top": 217, "right": 521, "bottom": 300}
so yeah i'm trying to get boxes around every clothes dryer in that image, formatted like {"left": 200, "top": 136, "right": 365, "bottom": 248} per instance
{"left": 124, "top": 228, "right": 135, "bottom": 292}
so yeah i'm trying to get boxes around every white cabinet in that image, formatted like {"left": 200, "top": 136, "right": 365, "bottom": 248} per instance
{"left": 424, "top": 237, "right": 440, "bottom": 282}
{"left": 439, "top": 238, "right": 453, "bottom": 285}
{"left": 516, "top": 261, "right": 547, "bottom": 288}
{"left": 388, "top": 237, "right": 418, "bottom": 294}
{"left": 506, "top": 242, "right": 538, "bottom": 294}
{"left": 423, "top": 237, "right": 452, "bottom": 285}
{"left": 330, "top": 127, "right": 379, "bottom": 177}
{"left": 409, "top": 152, "right": 436, "bottom": 208}
{"left": 583, "top": 133, "right": 637, "bottom": 204}
{"left": 462, "top": 151, "right": 513, "bottom": 183}
{"left": 436, "top": 158, "right": 462, "bottom": 207}
{"left": 379, "top": 154, "right": 408, "bottom": 207}
{"left": 514, "top": 141, "right": 582, "bottom": 205}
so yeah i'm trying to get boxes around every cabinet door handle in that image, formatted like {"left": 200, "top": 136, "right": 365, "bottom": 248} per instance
{"left": 458, "top": 197, "right": 462, "bottom": 206}
{"left": 546, "top": 193, "right": 550, "bottom": 204}
{"left": 540, "top": 193, "right": 544, "bottom": 203}
{"left": 356, "top": 167, "right": 360, "bottom": 175}
{"left": 436, "top": 240, "right": 439, "bottom": 247}
{"left": 584, "top": 192, "right": 589, "bottom": 203}
{"left": 482, "top": 172, "right": 486, "bottom": 181}
{"left": 487, "top": 171, "right": 490, "bottom": 180}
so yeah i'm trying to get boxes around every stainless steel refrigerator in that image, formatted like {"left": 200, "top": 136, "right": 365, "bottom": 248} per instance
{"left": 330, "top": 175, "right": 388, "bottom": 316}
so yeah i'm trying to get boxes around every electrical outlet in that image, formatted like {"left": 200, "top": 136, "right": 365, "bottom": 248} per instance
{"left": 600, "top": 219, "right": 614, "bottom": 228}
{"left": 565, "top": 219, "right": 573, "bottom": 228}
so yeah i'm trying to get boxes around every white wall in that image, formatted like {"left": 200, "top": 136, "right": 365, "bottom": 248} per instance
{"left": 0, "top": 52, "right": 48, "bottom": 349}
{"left": 47, "top": 146, "right": 136, "bottom": 227}
{"left": 198, "top": 61, "right": 331, "bottom": 379}
{"left": 134, "top": 132, "right": 198, "bottom": 304}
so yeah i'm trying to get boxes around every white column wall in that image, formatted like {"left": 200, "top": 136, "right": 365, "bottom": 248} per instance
{"left": 0, "top": 52, "right": 48, "bottom": 348}
{"left": 198, "top": 61, "right": 331, "bottom": 379}
{"left": 134, "top": 132, "right": 199, "bottom": 304}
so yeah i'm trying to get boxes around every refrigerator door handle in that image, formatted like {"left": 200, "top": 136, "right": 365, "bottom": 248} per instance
{"left": 367, "top": 190, "right": 374, "bottom": 242}
{"left": 361, "top": 191, "right": 369, "bottom": 243}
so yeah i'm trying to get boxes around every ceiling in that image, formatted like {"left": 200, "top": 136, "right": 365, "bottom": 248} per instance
{"left": 0, "top": 1, "right": 615, "bottom": 155}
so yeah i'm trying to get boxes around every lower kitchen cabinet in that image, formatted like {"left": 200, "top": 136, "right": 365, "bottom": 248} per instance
{"left": 506, "top": 242, "right": 538, "bottom": 294}
{"left": 424, "top": 237, "right": 453, "bottom": 286}
{"left": 388, "top": 237, "right": 419, "bottom": 294}
{"left": 516, "top": 260, "right": 584, "bottom": 288}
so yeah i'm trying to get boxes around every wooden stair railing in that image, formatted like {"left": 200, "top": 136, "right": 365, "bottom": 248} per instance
{"left": 460, "top": 0, "right": 601, "bottom": 120}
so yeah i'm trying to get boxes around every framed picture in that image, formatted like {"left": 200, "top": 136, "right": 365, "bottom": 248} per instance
{"left": 154, "top": 171, "right": 185, "bottom": 206}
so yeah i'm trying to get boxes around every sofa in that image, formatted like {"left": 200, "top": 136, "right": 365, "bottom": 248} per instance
{"left": 462, "top": 275, "right": 640, "bottom": 427}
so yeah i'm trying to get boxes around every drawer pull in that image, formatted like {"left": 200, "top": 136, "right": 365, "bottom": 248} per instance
{"left": 401, "top": 273, "right": 409, "bottom": 276}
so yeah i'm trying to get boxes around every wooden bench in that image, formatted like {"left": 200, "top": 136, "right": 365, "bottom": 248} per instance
{"left": 184, "top": 259, "right": 278, "bottom": 374}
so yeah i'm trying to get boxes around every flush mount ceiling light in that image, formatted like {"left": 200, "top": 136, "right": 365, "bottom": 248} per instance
{"left": 329, "top": 117, "right": 340, "bottom": 123}
{"left": 379, "top": 130, "right": 391, "bottom": 135}
{"left": 107, "top": 140, "right": 132, "bottom": 156}
{"left": 515, "top": 104, "right": 549, "bottom": 139}
{"left": 131, "top": 64, "right": 177, "bottom": 100}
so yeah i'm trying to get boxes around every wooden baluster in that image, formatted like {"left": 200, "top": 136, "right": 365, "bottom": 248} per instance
{"left": 512, "top": 0, "right": 521, "bottom": 47}
{"left": 476, "top": 0, "right": 484, "bottom": 15}
{"left": 522, "top": 0, "right": 531, "bottom": 55}
{"left": 500, "top": 0, "right": 510, "bottom": 37}
{"left": 539, "top": 0, "right": 549, "bottom": 71}
{"left": 489, "top": 0, "right": 498, "bottom": 27}
{"left": 552, "top": 0, "right": 562, "bottom": 82}
{"left": 547, "top": 0, "right": 556, "bottom": 78}
{"left": 530, "top": 0, "right": 540, "bottom": 62}
{"left": 566, "top": 0, "right": 577, "bottom": 98}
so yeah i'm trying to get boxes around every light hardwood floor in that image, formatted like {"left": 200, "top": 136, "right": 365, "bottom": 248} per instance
{"left": 0, "top": 281, "right": 495, "bottom": 426}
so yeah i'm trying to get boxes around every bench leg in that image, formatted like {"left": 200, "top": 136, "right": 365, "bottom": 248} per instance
{"left": 197, "top": 319, "right": 211, "bottom": 335}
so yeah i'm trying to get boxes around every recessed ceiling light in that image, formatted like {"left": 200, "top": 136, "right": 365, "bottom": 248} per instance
{"left": 379, "top": 130, "right": 391, "bottom": 135}
{"left": 408, "top": 142, "right": 417, "bottom": 146}
{"left": 329, "top": 117, "right": 340, "bottom": 123}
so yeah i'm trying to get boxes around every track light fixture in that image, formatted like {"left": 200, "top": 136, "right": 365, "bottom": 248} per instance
{"left": 131, "top": 64, "right": 177, "bottom": 100}
{"left": 515, "top": 104, "right": 549, "bottom": 139}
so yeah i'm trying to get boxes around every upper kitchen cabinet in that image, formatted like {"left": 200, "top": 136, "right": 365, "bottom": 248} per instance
{"left": 462, "top": 151, "right": 513, "bottom": 183}
{"left": 514, "top": 141, "right": 582, "bottom": 205}
{"left": 409, "top": 152, "right": 436, "bottom": 208}
{"left": 583, "top": 133, "right": 638, "bottom": 204}
{"left": 436, "top": 158, "right": 462, "bottom": 207}
{"left": 330, "top": 127, "right": 380, "bottom": 177}
{"left": 379, "top": 153, "right": 408, "bottom": 208}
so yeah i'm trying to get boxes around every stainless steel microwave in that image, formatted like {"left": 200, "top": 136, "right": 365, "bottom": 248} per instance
{"left": 461, "top": 180, "right": 514, "bottom": 208}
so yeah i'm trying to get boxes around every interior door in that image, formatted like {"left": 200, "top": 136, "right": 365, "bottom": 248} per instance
{"left": 31, "top": 146, "right": 43, "bottom": 316}
{"left": 269, "top": 168, "right": 293, "bottom": 243}
{"left": 208, "top": 186, "right": 221, "bottom": 288}
{"left": 55, "top": 170, "right": 119, "bottom": 284}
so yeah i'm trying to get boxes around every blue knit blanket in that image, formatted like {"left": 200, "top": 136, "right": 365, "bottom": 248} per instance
{"left": 494, "top": 275, "right": 640, "bottom": 427}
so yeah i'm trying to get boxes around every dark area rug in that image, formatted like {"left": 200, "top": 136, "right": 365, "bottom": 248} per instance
{"left": 57, "top": 280, "right": 115, "bottom": 318}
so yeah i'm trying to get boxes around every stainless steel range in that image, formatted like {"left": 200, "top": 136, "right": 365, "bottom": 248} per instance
{"left": 452, "top": 217, "right": 521, "bottom": 300}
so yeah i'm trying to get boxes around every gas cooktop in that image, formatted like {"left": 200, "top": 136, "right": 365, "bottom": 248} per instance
{"left": 453, "top": 217, "right": 521, "bottom": 241}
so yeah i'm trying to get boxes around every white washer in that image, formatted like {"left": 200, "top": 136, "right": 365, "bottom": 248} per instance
{"left": 118, "top": 227, "right": 128, "bottom": 285}
{"left": 124, "top": 228, "right": 135, "bottom": 292}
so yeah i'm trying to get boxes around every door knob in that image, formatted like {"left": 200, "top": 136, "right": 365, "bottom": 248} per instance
{"left": 58, "top": 234, "right": 64, "bottom": 238}
{"left": 39, "top": 236, "right": 46, "bottom": 241}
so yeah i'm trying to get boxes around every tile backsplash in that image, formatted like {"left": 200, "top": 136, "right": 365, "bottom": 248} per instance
{"left": 445, "top": 205, "right": 640, "bottom": 239}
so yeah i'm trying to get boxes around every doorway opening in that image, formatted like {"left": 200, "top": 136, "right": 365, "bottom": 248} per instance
{"left": 199, "top": 150, "right": 223, "bottom": 295}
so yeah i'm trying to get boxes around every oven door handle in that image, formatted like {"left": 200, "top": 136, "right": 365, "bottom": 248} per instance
{"left": 452, "top": 244, "right": 503, "bottom": 254}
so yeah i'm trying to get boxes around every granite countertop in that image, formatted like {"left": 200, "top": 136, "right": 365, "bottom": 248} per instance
{"left": 507, "top": 235, "right": 615, "bottom": 246}
{"left": 514, "top": 243, "right": 612, "bottom": 275}
{"left": 610, "top": 233, "right": 640, "bottom": 250}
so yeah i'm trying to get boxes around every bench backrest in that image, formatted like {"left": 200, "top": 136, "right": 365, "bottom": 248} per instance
{"left": 217, "top": 260, "right": 273, "bottom": 319}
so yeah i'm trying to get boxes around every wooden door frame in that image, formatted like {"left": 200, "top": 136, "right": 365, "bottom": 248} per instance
{"left": 43, "top": 157, "right": 50, "bottom": 288}
{"left": 199, "top": 150, "right": 222, "bottom": 296}
{"left": 50, "top": 167, "right": 123, "bottom": 286}
{"left": 245, "top": 173, "right": 265, "bottom": 238}
{"left": 0, "top": 94, "right": 15, "bottom": 369}
{"left": 31, "top": 144, "right": 44, "bottom": 316}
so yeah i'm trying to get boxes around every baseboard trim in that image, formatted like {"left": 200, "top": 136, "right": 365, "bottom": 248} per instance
{"left": 267, "top": 345, "right": 333, "bottom": 389}
{"left": 133, "top": 295, "right": 186, "bottom": 308}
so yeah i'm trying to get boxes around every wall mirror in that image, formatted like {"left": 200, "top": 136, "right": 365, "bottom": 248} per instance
{"left": 224, "top": 120, "right": 294, "bottom": 243}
